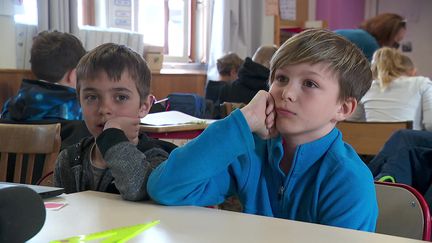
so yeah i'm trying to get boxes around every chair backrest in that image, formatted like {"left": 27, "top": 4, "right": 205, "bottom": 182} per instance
{"left": 336, "top": 120, "right": 412, "bottom": 155}
{"left": 0, "top": 69, "right": 35, "bottom": 109}
{"left": 0, "top": 123, "right": 61, "bottom": 185}
{"left": 221, "top": 102, "right": 246, "bottom": 117}
{"left": 375, "top": 181, "right": 431, "bottom": 241}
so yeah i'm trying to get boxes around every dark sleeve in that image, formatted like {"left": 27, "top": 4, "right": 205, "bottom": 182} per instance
{"left": 53, "top": 149, "right": 78, "bottom": 194}
{"left": 96, "top": 128, "right": 169, "bottom": 201}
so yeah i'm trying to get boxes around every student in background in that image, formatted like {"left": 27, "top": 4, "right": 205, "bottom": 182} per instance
{"left": 205, "top": 53, "right": 244, "bottom": 104}
{"left": 219, "top": 45, "right": 278, "bottom": 104}
{"left": 368, "top": 129, "right": 432, "bottom": 210}
{"left": 148, "top": 29, "right": 378, "bottom": 232}
{"left": 349, "top": 47, "right": 432, "bottom": 131}
{"left": 336, "top": 13, "right": 406, "bottom": 61}
{"left": 1, "top": 31, "right": 86, "bottom": 121}
{"left": 54, "top": 43, "right": 175, "bottom": 201}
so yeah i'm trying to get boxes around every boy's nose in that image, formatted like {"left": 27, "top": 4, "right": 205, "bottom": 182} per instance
{"left": 281, "top": 83, "right": 297, "bottom": 102}
{"left": 98, "top": 99, "right": 113, "bottom": 116}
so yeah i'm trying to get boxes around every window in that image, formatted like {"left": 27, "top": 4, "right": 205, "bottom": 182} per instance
{"left": 79, "top": 0, "right": 207, "bottom": 63}
{"left": 14, "top": 0, "right": 38, "bottom": 26}
{"left": 138, "top": 0, "right": 188, "bottom": 60}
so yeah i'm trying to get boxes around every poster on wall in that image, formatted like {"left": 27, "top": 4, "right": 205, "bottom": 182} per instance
{"left": 108, "top": 0, "right": 132, "bottom": 30}
{"left": 265, "top": 0, "right": 279, "bottom": 16}
{"left": 279, "top": 0, "right": 296, "bottom": 20}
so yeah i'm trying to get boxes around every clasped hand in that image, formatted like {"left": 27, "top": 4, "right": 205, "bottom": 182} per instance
{"left": 241, "top": 90, "right": 278, "bottom": 139}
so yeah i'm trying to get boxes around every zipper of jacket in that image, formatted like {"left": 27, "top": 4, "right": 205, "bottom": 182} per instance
{"left": 278, "top": 185, "right": 284, "bottom": 200}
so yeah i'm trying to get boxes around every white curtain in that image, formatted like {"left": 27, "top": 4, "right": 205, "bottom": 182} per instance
{"left": 37, "top": 0, "right": 79, "bottom": 34}
{"left": 23, "top": 0, "right": 144, "bottom": 61}
{"left": 77, "top": 27, "right": 144, "bottom": 55}
{"left": 206, "top": 0, "right": 265, "bottom": 81}
{"left": 15, "top": 24, "right": 38, "bottom": 69}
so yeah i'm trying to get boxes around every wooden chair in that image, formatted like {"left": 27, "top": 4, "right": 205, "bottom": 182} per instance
{"left": 0, "top": 123, "right": 61, "bottom": 185}
{"left": 0, "top": 69, "right": 35, "bottom": 109}
{"left": 375, "top": 181, "right": 431, "bottom": 241}
{"left": 336, "top": 120, "right": 413, "bottom": 156}
{"left": 221, "top": 102, "right": 246, "bottom": 117}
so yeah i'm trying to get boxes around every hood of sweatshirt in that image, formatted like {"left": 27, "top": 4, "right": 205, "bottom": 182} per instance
{"left": 1, "top": 79, "right": 82, "bottom": 121}
{"left": 235, "top": 57, "right": 270, "bottom": 91}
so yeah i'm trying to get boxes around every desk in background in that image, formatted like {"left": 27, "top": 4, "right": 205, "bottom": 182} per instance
{"left": 30, "top": 191, "right": 426, "bottom": 243}
{"left": 140, "top": 122, "right": 210, "bottom": 146}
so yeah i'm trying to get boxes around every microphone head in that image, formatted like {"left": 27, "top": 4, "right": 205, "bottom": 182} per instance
{"left": 0, "top": 186, "right": 46, "bottom": 243}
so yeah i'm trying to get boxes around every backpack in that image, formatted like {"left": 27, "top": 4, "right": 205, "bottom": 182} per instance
{"left": 167, "top": 93, "right": 207, "bottom": 118}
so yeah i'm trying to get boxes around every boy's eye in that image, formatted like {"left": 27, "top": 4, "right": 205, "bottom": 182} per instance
{"left": 275, "top": 75, "right": 288, "bottom": 83}
{"left": 303, "top": 80, "right": 318, "bottom": 88}
{"left": 84, "top": 94, "right": 98, "bottom": 102}
{"left": 115, "top": 94, "right": 129, "bottom": 102}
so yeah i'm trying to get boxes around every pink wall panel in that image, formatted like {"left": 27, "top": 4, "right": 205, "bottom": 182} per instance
{"left": 316, "top": 0, "right": 365, "bottom": 30}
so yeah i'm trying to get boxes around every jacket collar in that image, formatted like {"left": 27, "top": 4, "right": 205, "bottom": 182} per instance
{"left": 269, "top": 128, "right": 340, "bottom": 175}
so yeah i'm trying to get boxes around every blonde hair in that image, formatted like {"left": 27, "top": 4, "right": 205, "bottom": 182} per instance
{"left": 270, "top": 29, "right": 372, "bottom": 102}
{"left": 371, "top": 47, "right": 414, "bottom": 91}
{"left": 252, "top": 45, "right": 278, "bottom": 69}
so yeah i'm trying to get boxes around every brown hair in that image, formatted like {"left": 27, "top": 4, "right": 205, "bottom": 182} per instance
{"left": 252, "top": 45, "right": 278, "bottom": 69}
{"left": 76, "top": 43, "right": 151, "bottom": 104}
{"left": 270, "top": 28, "right": 372, "bottom": 102}
{"left": 216, "top": 53, "right": 243, "bottom": 76}
{"left": 360, "top": 13, "right": 406, "bottom": 47}
{"left": 371, "top": 47, "right": 414, "bottom": 91}
{"left": 30, "top": 31, "right": 86, "bottom": 83}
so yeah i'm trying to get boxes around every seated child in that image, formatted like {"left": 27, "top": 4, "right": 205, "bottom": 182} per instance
{"left": 219, "top": 45, "right": 278, "bottom": 104}
{"left": 54, "top": 43, "right": 175, "bottom": 201}
{"left": 148, "top": 29, "right": 378, "bottom": 231}
{"left": 2, "top": 31, "right": 86, "bottom": 121}
{"left": 206, "top": 52, "right": 244, "bottom": 105}
{"left": 206, "top": 53, "right": 243, "bottom": 118}
{"left": 368, "top": 129, "right": 432, "bottom": 210}
{"left": 349, "top": 47, "right": 432, "bottom": 131}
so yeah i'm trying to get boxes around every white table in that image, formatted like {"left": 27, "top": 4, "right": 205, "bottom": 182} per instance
{"left": 30, "top": 191, "right": 426, "bottom": 243}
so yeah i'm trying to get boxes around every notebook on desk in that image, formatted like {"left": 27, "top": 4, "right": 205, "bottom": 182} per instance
{"left": 0, "top": 182, "right": 64, "bottom": 199}
{"left": 141, "top": 110, "right": 215, "bottom": 126}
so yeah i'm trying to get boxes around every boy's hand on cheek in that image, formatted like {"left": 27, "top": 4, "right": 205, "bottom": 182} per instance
{"left": 241, "top": 90, "right": 278, "bottom": 139}
{"left": 104, "top": 116, "right": 141, "bottom": 144}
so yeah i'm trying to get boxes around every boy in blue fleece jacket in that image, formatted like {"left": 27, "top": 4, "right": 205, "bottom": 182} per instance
{"left": 148, "top": 29, "right": 378, "bottom": 231}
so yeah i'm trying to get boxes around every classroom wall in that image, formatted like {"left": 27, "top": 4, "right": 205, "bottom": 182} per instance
{"left": 316, "top": 0, "right": 365, "bottom": 30}
{"left": 0, "top": 0, "right": 17, "bottom": 68}
{"left": 261, "top": 10, "right": 274, "bottom": 46}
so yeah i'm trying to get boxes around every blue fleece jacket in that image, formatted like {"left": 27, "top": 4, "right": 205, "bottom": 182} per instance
{"left": 148, "top": 109, "right": 378, "bottom": 232}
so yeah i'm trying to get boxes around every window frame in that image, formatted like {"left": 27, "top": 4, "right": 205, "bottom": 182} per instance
{"left": 80, "top": 0, "right": 200, "bottom": 64}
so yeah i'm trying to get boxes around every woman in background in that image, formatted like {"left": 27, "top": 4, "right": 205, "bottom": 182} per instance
{"left": 336, "top": 13, "right": 406, "bottom": 61}
{"left": 349, "top": 47, "right": 432, "bottom": 131}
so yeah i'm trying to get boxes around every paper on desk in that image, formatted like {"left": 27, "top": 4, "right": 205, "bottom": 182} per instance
{"left": 45, "top": 202, "right": 67, "bottom": 211}
{"left": 141, "top": 110, "right": 206, "bottom": 126}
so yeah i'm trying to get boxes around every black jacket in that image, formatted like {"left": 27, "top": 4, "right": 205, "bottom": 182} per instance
{"left": 219, "top": 57, "right": 269, "bottom": 104}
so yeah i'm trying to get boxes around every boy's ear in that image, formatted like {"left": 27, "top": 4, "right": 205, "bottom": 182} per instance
{"left": 65, "top": 69, "right": 77, "bottom": 88}
{"left": 138, "top": 95, "right": 153, "bottom": 118}
{"left": 334, "top": 97, "right": 357, "bottom": 122}
{"left": 230, "top": 68, "right": 238, "bottom": 80}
